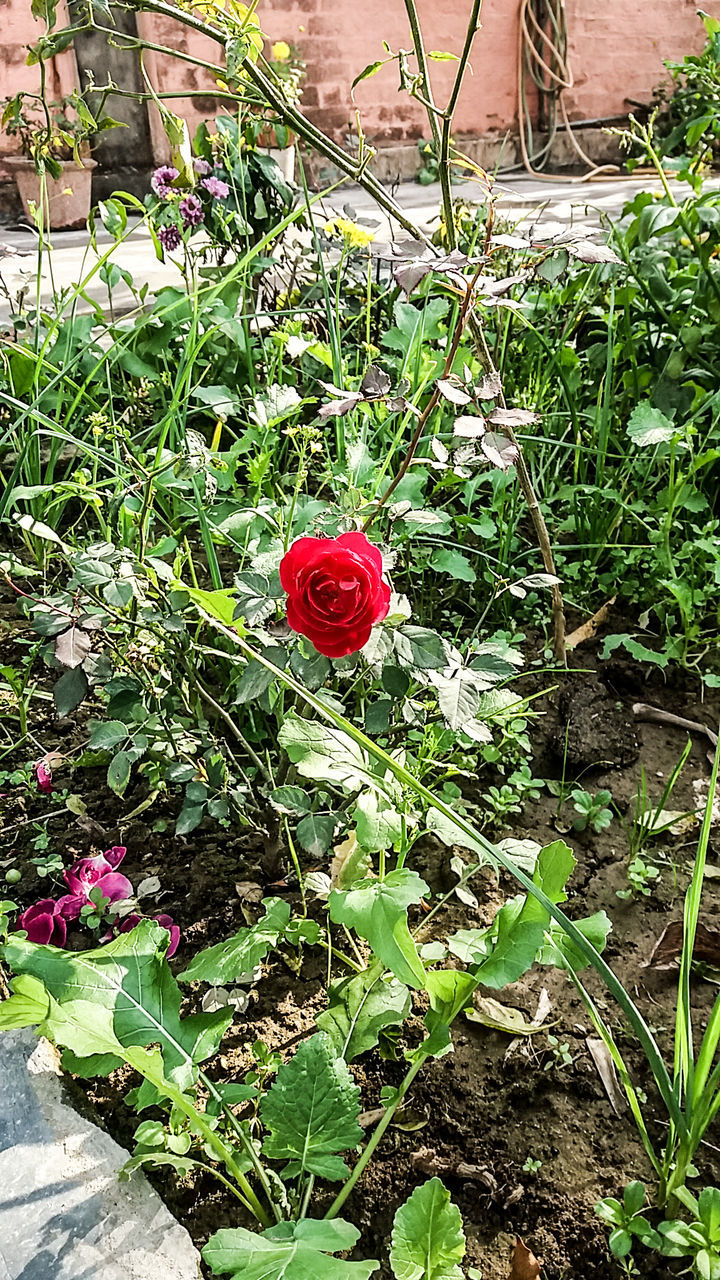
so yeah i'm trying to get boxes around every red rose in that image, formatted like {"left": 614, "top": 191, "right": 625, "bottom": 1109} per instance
{"left": 280, "top": 531, "right": 391, "bottom": 659}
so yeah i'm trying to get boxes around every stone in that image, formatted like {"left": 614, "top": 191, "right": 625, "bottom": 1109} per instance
{"left": 0, "top": 1030, "right": 202, "bottom": 1280}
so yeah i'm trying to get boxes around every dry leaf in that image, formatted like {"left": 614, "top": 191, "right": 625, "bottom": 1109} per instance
{"left": 235, "top": 880, "right": 264, "bottom": 902}
{"left": 466, "top": 996, "right": 548, "bottom": 1037}
{"left": 647, "top": 920, "right": 720, "bottom": 970}
{"left": 586, "top": 1037, "right": 625, "bottom": 1115}
{"left": 566, "top": 596, "right": 616, "bottom": 649}
{"left": 509, "top": 1237, "right": 542, "bottom": 1280}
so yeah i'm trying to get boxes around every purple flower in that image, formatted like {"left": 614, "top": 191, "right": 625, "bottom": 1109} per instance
{"left": 35, "top": 758, "right": 53, "bottom": 795}
{"left": 57, "top": 847, "right": 132, "bottom": 921}
{"left": 118, "top": 912, "right": 180, "bottom": 957}
{"left": 17, "top": 899, "right": 67, "bottom": 947}
{"left": 179, "top": 194, "right": 204, "bottom": 228}
{"left": 151, "top": 165, "right": 179, "bottom": 199}
{"left": 193, "top": 158, "right": 211, "bottom": 176}
{"left": 201, "top": 176, "right": 229, "bottom": 200}
{"left": 158, "top": 224, "right": 182, "bottom": 252}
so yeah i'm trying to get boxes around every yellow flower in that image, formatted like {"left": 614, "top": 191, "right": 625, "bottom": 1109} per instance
{"left": 324, "top": 217, "right": 375, "bottom": 249}
{"left": 271, "top": 40, "right": 291, "bottom": 61}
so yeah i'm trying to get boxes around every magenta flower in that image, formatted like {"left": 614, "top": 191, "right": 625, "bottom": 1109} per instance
{"left": 179, "top": 194, "right": 204, "bottom": 228}
{"left": 35, "top": 758, "right": 54, "bottom": 795}
{"left": 193, "top": 157, "right": 211, "bottom": 176}
{"left": 17, "top": 899, "right": 67, "bottom": 947}
{"left": 158, "top": 224, "right": 182, "bottom": 251}
{"left": 151, "top": 165, "right": 179, "bottom": 199}
{"left": 201, "top": 176, "right": 229, "bottom": 200}
{"left": 57, "top": 846, "right": 132, "bottom": 921}
{"left": 118, "top": 912, "right": 180, "bottom": 957}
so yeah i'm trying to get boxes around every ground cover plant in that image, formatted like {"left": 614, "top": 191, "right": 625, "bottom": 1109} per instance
{"left": 1, "top": 0, "right": 720, "bottom": 1277}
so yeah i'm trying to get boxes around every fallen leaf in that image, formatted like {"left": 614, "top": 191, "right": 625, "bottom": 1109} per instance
{"left": 586, "top": 1037, "right": 625, "bottom": 1115}
{"left": 566, "top": 596, "right": 616, "bottom": 649}
{"left": 234, "top": 880, "right": 264, "bottom": 902}
{"left": 647, "top": 920, "right": 720, "bottom": 970}
{"left": 466, "top": 996, "right": 548, "bottom": 1036}
{"left": 509, "top": 1237, "right": 542, "bottom": 1279}
{"left": 411, "top": 1147, "right": 498, "bottom": 1189}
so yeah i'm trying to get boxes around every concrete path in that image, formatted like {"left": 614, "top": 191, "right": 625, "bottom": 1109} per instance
{"left": 1, "top": 172, "right": 717, "bottom": 323}
{"left": 0, "top": 1030, "right": 201, "bottom": 1280}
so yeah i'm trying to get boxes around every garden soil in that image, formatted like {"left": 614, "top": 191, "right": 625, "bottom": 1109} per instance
{"left": 2, "top": 602, "right": 719, "bottom": 1279}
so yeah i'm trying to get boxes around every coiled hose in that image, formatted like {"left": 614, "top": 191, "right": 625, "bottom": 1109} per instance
{"left": 517, "top": 0, "right": 620, "bottom": 181}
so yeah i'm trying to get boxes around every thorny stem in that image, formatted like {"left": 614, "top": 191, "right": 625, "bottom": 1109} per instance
{"left": 363, "top": 263, "right": 485, "bottom": 531}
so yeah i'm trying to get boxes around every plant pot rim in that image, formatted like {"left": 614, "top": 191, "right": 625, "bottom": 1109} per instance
{"left": 3, "top": 155, "right": 98, "bottom": 173}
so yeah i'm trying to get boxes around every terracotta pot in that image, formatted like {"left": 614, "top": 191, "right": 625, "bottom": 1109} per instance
{"left": 4, "top": 156, "right": 97, "bottom": 230}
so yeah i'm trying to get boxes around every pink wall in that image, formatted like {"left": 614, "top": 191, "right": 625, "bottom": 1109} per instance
{"left": 2, "top": 0, "right": 720, "bottom": 169}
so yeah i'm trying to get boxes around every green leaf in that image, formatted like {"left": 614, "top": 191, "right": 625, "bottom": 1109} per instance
{"left": 317, "top": 970, "right": 411, "bottom": 1061}
{"left": 269, "top": 786, "right": 311, "bottom": 817}
{"left": 187, "top": 586, "right": 242, "bottom": 629}
{"left": 627, "top": 403, "right": 677, "bottom": 447}
{"left": 390, "top": 1178, "right": 465, "bottom": 1280}
{"left": 88, "top": 720, "right": 128, "bottom": 751}
{"left": 260, "top": 1032, "right": 363, "bottom": 1180}
{"left": 107, "top": 750, "right": 132, "bottom": 797}
{"left": 351, "top": 59, "right": 387, "bottom": 92}
{"left": 53, "top": 665, "right": 89, "bottom": 717}
{"left": 330, "top": 870, "right": 428, "bottom": 988}
{"left": 430, "top": 549, "right": 476, "bottom": 583}
{"left": 204, "top": 1219, "right": 379, "bottom": 1280}
{"left": 4, "top": 923, "right": 231, "bottom": 1089}
{"left": 433, "top": 672, "right": 482, "bottom": 731}
{"left": 538, "top": 910, "right": 612, "bottom": 969}
{"left": 278, "top": 715, "right": 376, "bottom": 793}
{"left": 296, "top": 812, "right": 337, "bottom": 857}
{"left": 419, "top": 969, "right": 477, "bottom": 1059}
{"left": 179, "top": 898, "right": 291, "bottom": 985}
{"left": 0, "top": 974, "right": 50, "bottom": 1029}
{"left": 354, "top": 791, "right": 403, "bottom": 853}
{"left": 394, "top": 626, "right": 447, "bottom": 671}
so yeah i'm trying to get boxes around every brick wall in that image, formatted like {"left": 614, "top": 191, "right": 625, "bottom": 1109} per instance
{"left": 2, "top": 0, "right": 719, "bottom": 174}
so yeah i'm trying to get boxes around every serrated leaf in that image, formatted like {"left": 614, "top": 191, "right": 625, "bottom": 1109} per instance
{"left": 53, "top": 665, "right": 89, "bottom": 716}
{"left": 88, "top": 720, "right": 128, "bottom": 750}
{"left": 179, "top": 898, "right": 290, "bottom": 985}
{"left": 329, "top": 870, "right": 427, "bottom": 988}
{"left": 278, "top": 715, "right": 376, "bottom": 793}
{"left": 204, "top": 1219, "right": 379, "bottom": 1280}
{"left": 54, "top": 625, "right": 92, "bottom": 669}
{"left": 433, "top": 672, "right": 482, "bottom": 730}
{"left": 260, "top": 1032, "right": 363, "bottom": 1180}
{"left": 270, "top": 786, "right": 311, "bottom": 817}
{"left": 107, "top": 750, "right": 132, "bottom": 797}
{"left": 394, "top": 626, "right": 447, "bottom": 671}
{"left": 390, "top": 1178, "right": 465, "bottom": 1280}
{"left": 317, "top": 970, "right": 410, "bottom": 1061}
{"left": 4, "top": 922, "right": 231, "bottom": 1089}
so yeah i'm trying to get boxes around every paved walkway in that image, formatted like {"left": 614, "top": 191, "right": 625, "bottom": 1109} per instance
{"left": 1, "top": 172, "right": 716, "bottom": 323}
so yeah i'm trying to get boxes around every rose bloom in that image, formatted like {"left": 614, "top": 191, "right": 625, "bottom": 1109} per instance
{"left": 17, "top": 899, "right": 67, "bottom": 947}
{"left": 35, "top": 759, "right": 53, "bottom": 794}
{"left": 57, "top": 846, "right": 132, "bottom": 920}
{"left": 280, "top": 531, "right": 390, "bottom": 658}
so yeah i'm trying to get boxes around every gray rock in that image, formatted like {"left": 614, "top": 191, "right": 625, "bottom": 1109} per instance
{"left": 0, "top": 1030, "right": 202, "bottom": 1280}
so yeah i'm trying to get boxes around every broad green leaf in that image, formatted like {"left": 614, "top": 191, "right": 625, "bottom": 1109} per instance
{"left": 430, "top": 549, "right": 476, "bottom": 583}
{"left": 0, "top": 974, "right": 50, "bottom": 1029}
{"left": 538, "top": 910, "right": 612, "bottom": 969}
{"left": 204, "top": 1218, "right": 379, "bottom": 1280}
{"left": 107, "top": 749, "right": 132, "bottom": 797}
{"left": 317, "top": 970, "right": 411, "bottom": 1060}
{"left": 179, "top": 898, "right": 290, "bottom": 985}
{"left": 260, "top": 1032, "right": 363, "bottom": 1180}
{"left": 330, "top": 870, "right": 428, "bottom": 988}
{"left": 278, "top": 715, "right": 376, "bottom": 793}
{"left": 296, "top": 812, "right": 337, "bottom": 857}
{"left": 394, "top": 626, "right": 448, "bottom": 671}
{"left": 418, "top": 969, "right": 477, "bottom": 1059}
{"left": 390, "top": 1178, "right": 465, "bottom": 1280}
{"left": 354, "top": 790, "right": 403, "bottom": 853}
{"left": 433, "top": 672, "right": 482, "bottom": 731}
{"left": 5, "top": 922, "right": 231, "bottom": 1089}
{"left": 627, "top": 403, "right": 676, "bottom": 447}
{"left": 187, "top": 586, "right": 242, "bottom": 629}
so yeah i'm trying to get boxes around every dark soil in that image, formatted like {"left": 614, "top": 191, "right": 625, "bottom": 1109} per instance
{"left": 2, "top": 594, "right": 720, "bottom": 1279}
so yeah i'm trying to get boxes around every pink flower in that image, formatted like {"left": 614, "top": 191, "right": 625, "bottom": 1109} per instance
{"left": 193, "top": 158, "right": 211, "bottom": 176}
{"left": 57, "top": 846, "right": 132, "bottom": 920}
{"left": 179, "top": 194, "right": 204, "bottom": 228}
{"left": 35, "top": 759, "right": 54, "bottom": 795}
{"left": 118, "top": 912, "right": 180, "bottom": 957}
{"left": 17, "top": 899, "right": 67, "bottom": 947}
{"left": 158, "top": 224, "right": 182, "bottom": 251}
{"left": 201, "top": 176, "right": 229, "bottom": 200}
{"left": 151, "top": 165, "right": 179, "bottom": 199}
